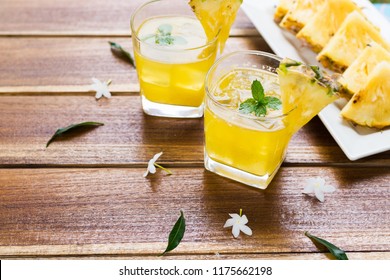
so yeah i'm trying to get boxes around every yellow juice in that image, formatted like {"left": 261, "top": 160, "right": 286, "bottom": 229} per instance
{"left": 134, "top": 16, "right": 217, "bottom": 107}
{"left": 204, "top": 69, "right": 292, "bottom": 179}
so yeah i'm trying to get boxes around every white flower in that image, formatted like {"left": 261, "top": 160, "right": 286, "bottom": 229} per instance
{"left": 303, "top": 177, "right": 336, "bottom": 202}
{"left": 143, "top": 152, "right": 172, "bottom": 177}
{"left": 91, "top": 78, "right": 112, "bottom": 99}
{"left": 224, "top": 210, "right": 252, "bottom": 238}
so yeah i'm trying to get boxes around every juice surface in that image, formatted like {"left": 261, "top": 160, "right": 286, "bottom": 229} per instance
{"left": 134, "top": 16, "right": 216, "bottom": 107}
{"left": 204, "top": 69, "right": 291, "bottom": 176}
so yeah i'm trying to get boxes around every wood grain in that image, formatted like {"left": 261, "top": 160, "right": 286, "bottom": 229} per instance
{"left": 0, "top": 37, "right": 270, "bottom": 93}
{"left": 1, "top": 96, "right": 390, "bottom": 166}
{"left": 0, "top": 0, "right": 256, "bottom": 36}
{"left": 3, "top": 252, "right": 390, "bottom": 260}
{"left": 0, "top": 167, "right": 389, "bottom": 258}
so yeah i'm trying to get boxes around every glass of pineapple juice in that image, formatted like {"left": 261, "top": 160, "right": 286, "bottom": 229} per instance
{"left": 204, "top": 51, "right": 293, "bottom": 189}
{"left": 131, "top": 0, "right": 218, "bottom": 118}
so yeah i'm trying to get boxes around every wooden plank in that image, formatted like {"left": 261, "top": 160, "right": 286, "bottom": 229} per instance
{"left": 2, "top": 252, "right": 390, "bottom": 260}
{"left": 1, "top": 96, "right": 389, "bottom": 166}
{"left": 0, "top": 0, "right": 256, "bottom": 36}
{"left": 0, "top": 167, "right": 389, "bottom": 257}
{"left": 0, "top": 37, "right": 270, "bottom": 93}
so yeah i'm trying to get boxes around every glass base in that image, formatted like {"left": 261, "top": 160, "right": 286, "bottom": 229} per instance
{"left": 141, "top": 95, "right": 204, "bottom": 118}
{"left": 204, "top": 150, "right": 282, "bottom": 190}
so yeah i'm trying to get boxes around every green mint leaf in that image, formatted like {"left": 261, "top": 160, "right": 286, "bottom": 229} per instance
{"left": 108, "top": 41, "right": 136, "bottom": 68}
{"left": 46, "top": 122, "right": 104, "bottom": 148}
{"left": 254, "top": 104, "right": 267, "bottom": 117}
{"left": 158, "top": 24, "right": 173, "bottom": 35}
{"left": 239, "top": 99, "right": 257, "bottom": 114}
{"left": 160, "top": 210, "right": 186, "bottom": 256}
{"left": 251, "top": 79, "right": 264, "bottom": 102}
{"left": 265, "top": 96, "right": 282, "bottom": 110}
{"left": 305, "top": 232, "right": 349, "bottom": 260}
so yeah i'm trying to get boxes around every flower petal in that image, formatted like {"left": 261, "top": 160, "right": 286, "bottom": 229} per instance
{"left": 239, "top": 225, "right": 252, "bottom": 236}
{"left": 95, "top": 91, "right": 103, "bottom": 99}
{"left": 102, "top": 90, "right": 111, "bottom": 98}
{"left": 148, "top": 163, "right": 156, "bottom": 174}
{"left": 303, "top": 184, "right": 314, "bottom": 194}
{"left": 232, "top": 225, "right": 240, "bottom": 238}
{"left": 240, "top": 214, "right": 248, "bottom": 225}
{"left": 152, "top": 152, "right": 163, "bottom": 162}
{"left": 224, "top": 218, "right": 235, "bottom": 228}
{"left": 314, "top": 188, "right": 325, "bottom": 202}
{"left": 92, "top": 77, "right": 100, "bottom": 84}
{"left": 143, "top": 169, "right": 149, "bottom": 177}
{"left": 322, "top": 184, "right": 336, "bottom": 193}
{"left": 229, "top": 213, "right": 240, "bottom": 219}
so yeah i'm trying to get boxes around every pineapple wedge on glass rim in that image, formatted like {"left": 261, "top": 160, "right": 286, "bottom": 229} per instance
{"left": 189, "top": 0, "right": 242, "bottom": 52}
{"left": 296, "top": 0, "right": 360, "bottom": 53}
{"left": 278, "top": 58, "right": 341, "bottom": 135}
{"left": 341, "top": 61, "right": 390, "bottom": 129}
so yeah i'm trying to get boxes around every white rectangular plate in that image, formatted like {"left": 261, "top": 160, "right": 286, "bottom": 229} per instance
{"left": 241, "top": 0, "right": 390, "bottom": 161}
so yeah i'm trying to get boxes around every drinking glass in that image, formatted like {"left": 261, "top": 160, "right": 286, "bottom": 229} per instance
{"left": 131, "top": 0, "right": 218, "bottom": 118}
{"left": 204, "top": 51, "right": 293, "bottom": 189}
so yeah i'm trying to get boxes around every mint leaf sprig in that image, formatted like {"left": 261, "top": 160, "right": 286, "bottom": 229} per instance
{"left": 239, "top": 80, "right": 282, "bottom": 117}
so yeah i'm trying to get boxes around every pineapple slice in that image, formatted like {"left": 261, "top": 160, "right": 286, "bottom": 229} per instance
{"left": 341, "top": 62, "right": 390, "bottom": 129}
{"left": 317, "top": 11, "right": 390, "bottom": 73}
{"left": 277, "top": 58, "right": 340, "bottom": 134}
{"left": 340, "top": 42, "right": 390, "bottom": 96}
{"left": 274, "top": 0, "right": 293, "bottom": 24}
{"left": 279, "top": 0, "right": 325, "bottom": 34}
{"left": 189, "top": 0, "right": 242, "bottom": 52}
{"left": 296, "top": 0, "right": 359, "bottom": 53}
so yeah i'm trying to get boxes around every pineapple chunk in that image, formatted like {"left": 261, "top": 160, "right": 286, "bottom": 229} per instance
{"left": 296, "top": 0, "right": 359, "bottom": 53}
{"left": 341, "top": 62, "right": 390, "bottom": 129}
{"left": 317, "top": 11, "right": 390, "bottom": 73}
{"left": 279, "top": 0, "right": 325, "bottom": 34}
{"left": 340, "top": 42, "right": 390, "bottom": 96}
{"left": 274, "top": 0, "right": 293, "bottom": 24}
{"left": 189, "top": 0, "right": 242, "bottom": 52}
{"left": 278, "top": 58, "right": 340, "bottom": 134}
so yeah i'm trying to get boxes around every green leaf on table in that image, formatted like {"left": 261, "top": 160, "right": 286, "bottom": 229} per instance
{"left": 108, "top": 41, "right": 136, "bottom": 68}
{"left": 239, "top": 80, "right": 282, "bottom": 117}
{"left": 160, "top": 210, "right": 186, "bottom": 256}
{"left": 46, "top": 122, "right": 104, "bottom": 148}
{"left": 305, "top": 232, "right": 349, "bottom": 260}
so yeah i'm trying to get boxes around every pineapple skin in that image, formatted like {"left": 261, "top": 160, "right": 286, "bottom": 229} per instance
{"left": 296, "top": 0, "right": 359, "bottom": 53}
{"left": 341, "top": 62, "right": 390, "bottom": 129}
{"left": 317, "top": 11, "right": 390, "bottom": 73}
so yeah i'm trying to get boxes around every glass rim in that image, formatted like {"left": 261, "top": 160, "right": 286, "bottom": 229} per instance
{"left": 205, "top": 50, "right": 291, "bottom": 121}
{"left": 130, "top": 0, "right": 219, "bottom": 52}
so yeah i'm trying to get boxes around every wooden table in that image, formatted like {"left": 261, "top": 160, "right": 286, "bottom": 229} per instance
{"left": 0, "top": 0, "right": 389, "bottom": 260}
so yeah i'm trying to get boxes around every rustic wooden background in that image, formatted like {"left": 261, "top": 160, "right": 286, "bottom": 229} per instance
{"left": 0, "top": 0, "right": 389, "bottom": 259}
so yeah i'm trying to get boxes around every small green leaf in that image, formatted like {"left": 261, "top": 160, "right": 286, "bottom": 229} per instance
{"left": 239, "top": 99, "right": 257, "bottom": 114}
{"left": 251, "top": 80, "right": 264, "bottom": 102}
{"left": 46, "top": 122, "right": 104, "bottom": 148}
{"left": 305, "top": 232, "right": 349, "bottom": 260}
{"left": 310, "top": 65, "right": 323, "bottom": 80}
{"left": 108, "top": 41, "right": 136, "bottom": 68}
{"left": 265, "top": 96, "right": 282, "bottom": 110}
{"left": 160, "top": 210, "right": 186, "bottom": 256}
{"left": 254, "top": 104, "right": 267, "bottom": 117}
